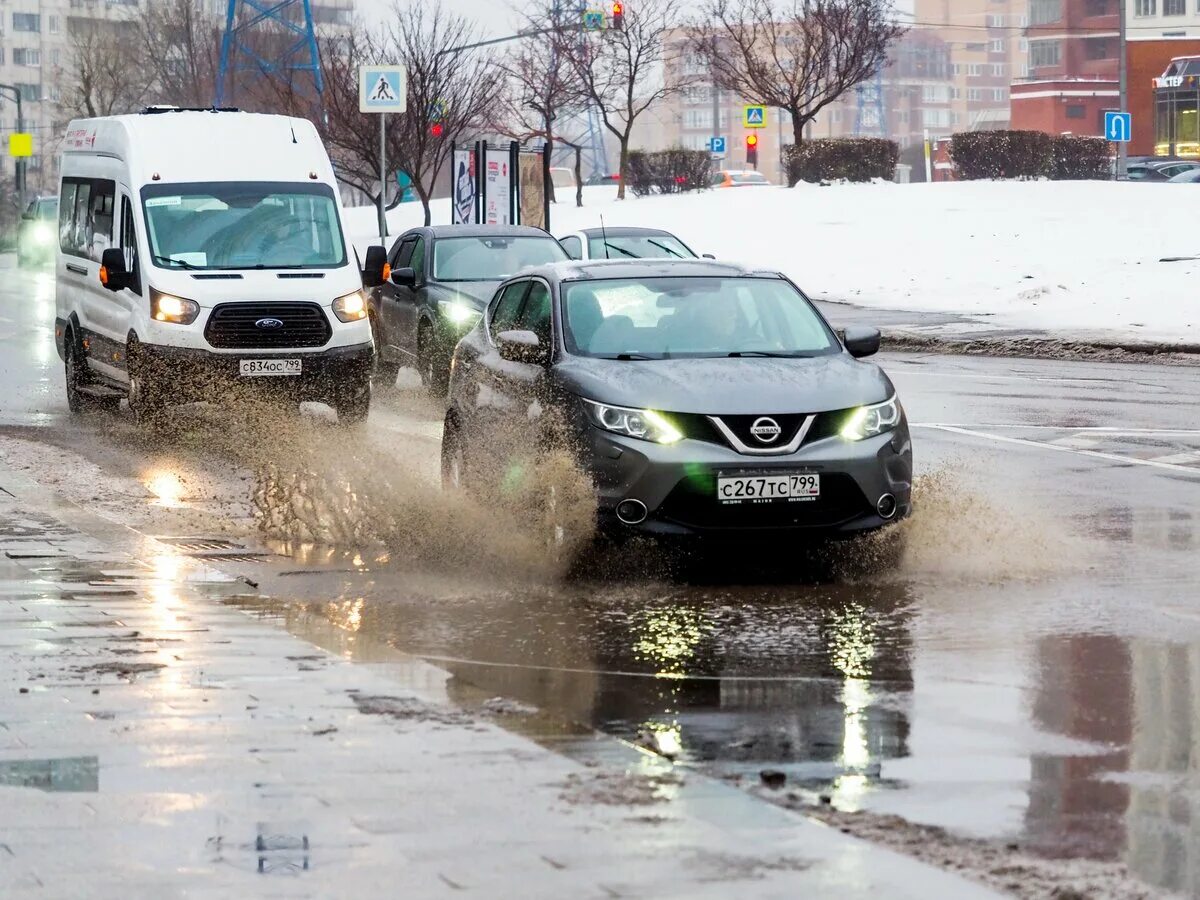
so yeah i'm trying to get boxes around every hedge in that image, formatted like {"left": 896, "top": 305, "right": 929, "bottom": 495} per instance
{"left": 783, "top": 138, "right": 900, "bottom": 184}
{"left": 949, "top": 131, "right": 1113, "bottom": 181}
{"left": 627, "top": 149, "right": 712, "bottom": 196}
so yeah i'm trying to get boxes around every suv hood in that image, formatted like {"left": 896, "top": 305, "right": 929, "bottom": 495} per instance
{"left": 555, "top": 354, "right": 894, "bottom": 415}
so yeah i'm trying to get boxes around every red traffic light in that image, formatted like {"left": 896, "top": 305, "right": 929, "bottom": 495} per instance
{"left": 431, "top": 122, "right": 444, "bottom": 138}
{"left": 612, "top": 1, "right": 624, "bottom": 30}
{"left": 746, "top": 134, "right": 758, "bottom": 147}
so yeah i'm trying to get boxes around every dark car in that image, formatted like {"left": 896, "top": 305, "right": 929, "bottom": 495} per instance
{"left": 1168, "top": 167, "right": 1200, "bottom": 183}
{"left": 1126, "top": 160, "right": 1200, "bottom": 181}
{"left": 368, "top": 225, "right": 568, "bottom": 393}
{"left": 557, "top": 226, "right": 706, "bottom": 261}
{"left": 442, "top": 259, "right": 912, "bottom": 542}
{"left": 17, "top": 196, "right": 58, "bottom": 268}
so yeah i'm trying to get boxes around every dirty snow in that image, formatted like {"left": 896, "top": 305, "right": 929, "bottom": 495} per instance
{"left": 347, "top": 180, "right": 1200, "bottom": 346}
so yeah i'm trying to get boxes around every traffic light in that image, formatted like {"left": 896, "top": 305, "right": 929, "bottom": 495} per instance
{"left": 611, "top": 1, "right": 624, "bottom": 31}
{"left": 746, "top": 133, "right": 758, "bottom": 168}
{"left": 431, "top": 122, "right": 444, "bottom": 138}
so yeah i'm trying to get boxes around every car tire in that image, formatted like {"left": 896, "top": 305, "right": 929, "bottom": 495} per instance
{"left": 418, "top": 322, "right": 449, "bottom": 397}
{"left": 369, "top": 313, "right": 400, "bottom": 388}
{"left": 441, "top": 414, "right": 467, "bottom": 492}
{"left": 64, "top": 332, "right": 119, "bottom": 415}
{"left": 127, "top": 342, "right": 168, "bottom": 430}
{"left": 335, "top": 383, "right": 371, "bottom": 427}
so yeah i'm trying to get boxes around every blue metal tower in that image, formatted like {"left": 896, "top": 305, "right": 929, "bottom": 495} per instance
{"left": 854, "top": 70, "right": 886, "bottom": 138}
{"left": 216, "top": 0, "right": 324, "bottom": 107}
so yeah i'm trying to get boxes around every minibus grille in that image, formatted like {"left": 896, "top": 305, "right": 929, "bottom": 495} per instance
{"left": 204, "top": 302, "right": 332, "bottom": 349}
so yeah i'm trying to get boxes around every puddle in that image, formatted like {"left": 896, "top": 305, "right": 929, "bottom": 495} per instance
{"left": 0, "top": 756, "right": 99, "bottom": 792}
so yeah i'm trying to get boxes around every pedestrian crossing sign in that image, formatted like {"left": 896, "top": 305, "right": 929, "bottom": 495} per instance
{"left": 744, "top": 105, "right": 766, "bottom": 128}
{"left": 359, "top": 65, "right": 408, "bottom": 113}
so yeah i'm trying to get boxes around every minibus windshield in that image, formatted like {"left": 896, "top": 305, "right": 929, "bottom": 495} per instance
{"left": 142, "top": 181, "right": 347, "bottom": 270}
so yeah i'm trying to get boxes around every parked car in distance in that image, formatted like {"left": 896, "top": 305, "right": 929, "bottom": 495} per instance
{"left": 584, "top": 173, "right": 621, "bottom": 186}
{"left": 17, "top": 196, "right": 58, "bottom": 268}
{"left": 712, "top": 170, "right": 773, "bottom": 188}
{"left": 1125, "top": 160, "right": 1200, "bottom": 181}
{"left": 557, "top": 226, "right": 709, "bottom": 261}
{"left": 368, "top": 225, "right": 569, "bottom": 394}
{"left": 442, "top": 259, "right": 912, "bottom": 543}
{"left": 1168, "top": 167, "right": 1200, "bottom": 183}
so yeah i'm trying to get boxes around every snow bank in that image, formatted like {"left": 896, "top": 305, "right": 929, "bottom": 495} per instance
{"left": 348, "top": 181, "right": 1200, "bottom": 345}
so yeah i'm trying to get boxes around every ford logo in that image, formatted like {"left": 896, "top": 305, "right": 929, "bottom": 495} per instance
{"left": 749, "top": 417, "right": 782, "bottom": 444}
{"left": 255, "top": 317, "right": 284, "bottom": 330}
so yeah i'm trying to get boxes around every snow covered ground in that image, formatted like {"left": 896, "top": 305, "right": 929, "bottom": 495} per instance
{"left": 346, "top": 180, "right": 1200, "bottom": 346}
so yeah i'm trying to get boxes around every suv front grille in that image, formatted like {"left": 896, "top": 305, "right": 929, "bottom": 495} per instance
{"left": 204, "top": 302, "right": 332, "bottom": 349}
{"left": 672, "top": 410, "right": 847, "bottom": 452}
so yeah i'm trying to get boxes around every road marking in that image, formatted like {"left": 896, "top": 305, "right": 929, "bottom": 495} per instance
{"left": 913, "top": 424, "right": 1200, "bottom": 476}
{"left": 917, "top": 423, "right": 1200, "bottom": 437}
{"left": 1148, "top": 451, "right": 1200, "bottom": 466}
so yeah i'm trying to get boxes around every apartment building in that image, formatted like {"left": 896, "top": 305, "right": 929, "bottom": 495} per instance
{"left": 1129, "top": 0, "right": 1200, "bottom": 37}
{"left": 1026, "top": 0, "right": 1120, "bottom": 80}
{"left": 912, "top": 0, "right": 1031, "bottom": 135}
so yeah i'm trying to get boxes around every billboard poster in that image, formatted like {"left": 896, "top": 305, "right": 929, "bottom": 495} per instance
{"left": 518, "top": 151, "right": 546, "bottom": 230}
{"left": 451, "top": 149, "right": 475, "bottom": 224}
{"left": 485, "top": 149, "right": 512, "bottom": 225}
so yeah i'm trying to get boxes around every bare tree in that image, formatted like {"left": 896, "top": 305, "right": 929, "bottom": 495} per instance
{"left": 694, "top": 0, "right": 905, "bottom": 145}
{"left": 139, "top": 0, "right": 223, "bottom": 109}
{"left": 556, "top": 0, "right": 691, "bottom": 200}
{"left": 492, "top": 3, "right": 589, "bottom": 206}
{"left": 60, "top": 16, "right": 153, "bottom": 118}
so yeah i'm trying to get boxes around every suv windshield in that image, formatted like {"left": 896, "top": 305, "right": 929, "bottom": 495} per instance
{"left": 562, "top": 277, "right": 838, "bottom": 359}
{"left": 34, "top": 198, "right": 57, "bottom": 219}
{"left": 141, "top": 181, "right": 346, "bottom": 270}
{"left": 587, "top": 234, "right": 695, "bottom": 260}
{"left": 432, "top": 236, "right": 566, "bottom": 281}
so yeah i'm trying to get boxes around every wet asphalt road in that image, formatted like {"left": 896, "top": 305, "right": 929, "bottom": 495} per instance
{"left": 5, "top": 265, "right": 1200, "bottom": 895}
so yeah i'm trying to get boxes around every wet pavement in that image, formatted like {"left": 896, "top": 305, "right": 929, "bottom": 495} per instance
{"left": 3, "top": 262, "right": 1200, "bottom": 896}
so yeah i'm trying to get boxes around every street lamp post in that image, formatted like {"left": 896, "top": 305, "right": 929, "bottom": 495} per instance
{"left": 1118, "top": 0, "right": 1128, "bottom": 178}
{"left": 0, "top": 83, "right": 25, "bottom": 200}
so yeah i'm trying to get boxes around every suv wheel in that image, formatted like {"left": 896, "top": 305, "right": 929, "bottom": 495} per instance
{"left": 127, "top": 343, "right": 167, "bottom": 430}
{"left": 64, "top": 332, "right": 119, "bottom": 415}
{"left": 335, "top": 384, "right": 371, "bottom": 427}
{"left": 418, "top": 322, "right": 449, "bottom": 397}
{"left": 370, "top": 313, "right": 400, "bottom": 387}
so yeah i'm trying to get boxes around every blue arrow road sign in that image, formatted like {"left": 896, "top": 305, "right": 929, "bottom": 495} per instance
{"left": 1105, "top": 111, "right": 1131, "bottom": 143}
{"left": 709, "top": 136, "right": 726, "bottom": 154}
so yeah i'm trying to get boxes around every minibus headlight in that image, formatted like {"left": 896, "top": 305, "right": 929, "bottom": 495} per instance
{"left": 151, "top": 289, "right": 200, "bottom": 325}
{"left": 333, "top": 290, "right": 368, "bottom": 322}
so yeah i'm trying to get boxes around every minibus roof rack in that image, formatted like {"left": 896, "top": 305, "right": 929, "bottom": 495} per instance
{"left": 140, "top": 106, "right": 241, "bottom": 115}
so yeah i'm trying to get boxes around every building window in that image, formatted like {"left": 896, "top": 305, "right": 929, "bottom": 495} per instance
{"left": 1030, "top": 40, "right": 1062, "bottom": 68}
{"left": 967, "top": 88, "right": 983, "bottom": 101}
{"left": 1066, "top": 105, "right": 1086, "bottom": 119}
{"left": 922, "top": 84, "right": 948, "bottom": 103}
{"left": 990, "top": 39, "right": 1005, "bottom": 53}
{"left": 16, "top": 83, "right": 40, "bottom": 102}
{"left": 993, "top": 88, "right": 1007, "bottom": 101}
{"left": 1086, "top": 38, "right": 1111, "bottom": 59}
{"left": 992, "top": 63, "right": 1006, "bottom": 77}
{"left": 48, "top": 15, "right": 58, "bottom": 34}
{"left": 13, "top": 48, "right": 40, "bottom": 66}
{"left": 1133, "top": 0, "right": 1155, "bottom": 15}
{"left": 967, "top": 63, "right": 984, "bottom": 76}
{"left": 1163, "top": 0, "right": 1183, "bottom": 13}
{"left": 1031, "top": 0, "right": 1062, "bottom": 26}
{"left": 13, "top": 13, "right": 40, "bottom": 32}
{"left": 988, "top": 14, "right": 1004, "bottom": 27}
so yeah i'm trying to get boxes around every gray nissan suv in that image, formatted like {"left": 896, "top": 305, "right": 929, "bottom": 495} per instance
{"left": 442, "top": 259, "right": 912, "bottom": 538}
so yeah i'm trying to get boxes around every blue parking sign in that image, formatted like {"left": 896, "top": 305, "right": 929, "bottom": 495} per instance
{"left": 709, "top": 136, "right": 726, "bottom": 154}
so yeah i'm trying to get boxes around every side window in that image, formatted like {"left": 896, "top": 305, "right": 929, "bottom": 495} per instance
{"left": 390, "top": 236, "right": 414, "bottom": 268}
{"left": 59, "top": 178, "right": 115, "bottom": 261}
{"left": 120, "top": 195, "right": 141, "bottom": 296}
{"left": 559, "top": 236, "right": 582, "bottom": 260}
{"left": 516, "top": 281, "right": 552, "bottom": 345}
{"left": 409, "top": 237, "right": 426, "bottom": 282}
{"left": 490, "top": 281, "right": 529, "bottom": 334}
{"left": 58, "top": 180, "right": 77, "bottom": 251}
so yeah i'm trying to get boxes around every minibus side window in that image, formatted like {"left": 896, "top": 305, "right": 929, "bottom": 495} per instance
{"left": 71, "top": 181, "right": 91, "bottom": 257}
{"left": 59, "top": 178, "right": 115, "bottom": 262}
{"left": 58, "top": 181, "right": 77, "bottom": 252}
{"left": 120, "top": 195, "right": 141, "bottom": 296}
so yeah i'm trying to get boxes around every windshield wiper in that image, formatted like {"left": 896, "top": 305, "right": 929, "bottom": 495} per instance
{"left": 603, "top": 242, "right": 640, "bottom": 259}
{"left": 726, "top": 350, "right": 813, "bottom": 358}
{"left": 597, "top": 352, "right": 658, "bottom": 360}
{"left": 646, "top": 239, "right": 683, "bottom": 258}
{"left": 151, "top": 254, "right": 202, "bottom": 270}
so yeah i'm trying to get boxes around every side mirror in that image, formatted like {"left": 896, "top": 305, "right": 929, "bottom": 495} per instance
{"left": 21, "top": 211, "right": 33, "bottom": 222}
{"left": 362, "top": 244, "right": 387, "bottom": 287}
{"left": 496, "top": 329, "right": 549, "bottom": 366}
{"left": 99, "top": 248, "right": 128, "bottom": 292}
{"left": 390, "top": 266, "right": 416, "bottom": 287}
{"left": 844, "top": 326, "right": 881, "bottom": 359}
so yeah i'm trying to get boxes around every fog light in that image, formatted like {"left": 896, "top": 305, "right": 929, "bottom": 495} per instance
{"left": 877, "top": 493, "right": 897, "bottom": 520}
{"left": 616, "top": 499, "right": 647, "bottom": 525}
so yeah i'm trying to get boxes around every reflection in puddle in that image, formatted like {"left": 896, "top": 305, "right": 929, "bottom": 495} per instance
{"left": 145, "top": 470, "right": 186, "bottom": 507}
{"left": 0, "top": 756, "right": 99, "bottom": 792}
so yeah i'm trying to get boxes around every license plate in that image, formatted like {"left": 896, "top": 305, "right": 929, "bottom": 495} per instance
{"left": 239, "top": 358, "right": 302, "bottom": 377}
{"left": 717, "top": 473, "right": 820, "bottom": 505}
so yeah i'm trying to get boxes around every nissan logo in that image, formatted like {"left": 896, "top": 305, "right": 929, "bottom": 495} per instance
{"left": 255, "top": 317, "right": 284, "bottom": 330}
{"left": 749, "top": 417, "right": 782, "bottom": 444}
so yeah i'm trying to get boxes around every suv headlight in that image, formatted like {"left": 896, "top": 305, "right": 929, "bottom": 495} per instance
{"left": 32, "top": 223, "right": 52, "bottom": 245}
{"left": 333, "top": 290, "right": 368, "bottom": 322}
{"left": 151, "top": 288, "right": 200, "bottom": 325}
{"left": 841, "top": 396, "right": 902, "bottom": 441}
{"left": 438, "top": 299, "right": 480, "bottom": 327}
{"left": 582, "top": 399, "right": 682, "bottom": 445}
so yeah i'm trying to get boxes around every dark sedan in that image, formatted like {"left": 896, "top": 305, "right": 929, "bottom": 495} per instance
{"left": 368, "top": 225, "right": 568, "bottom": 393}
{"left": 442, "top": 259, "right": 912, "bottom": 543}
